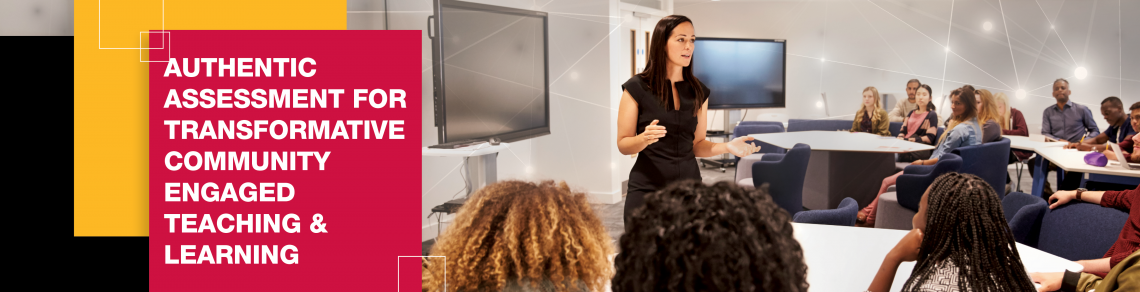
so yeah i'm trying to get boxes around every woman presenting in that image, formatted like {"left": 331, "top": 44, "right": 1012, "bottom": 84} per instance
{"left": 617, "top": 15, "right": 760, "bottom": 228}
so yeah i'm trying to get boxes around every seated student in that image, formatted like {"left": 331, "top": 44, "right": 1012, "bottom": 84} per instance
{"left": 867, "top": 173, "right": 1037, "bottom": 292}
{"left": 1044, "top": 185, "right": 1140, "bottom": 278}
{"left": 996, "top": 92, "right": 1032, "bottom": 191}
{"left": 975, "top": 89, "right": 1003, "bottom": 142}
{"left": 1032, "top": 78, "right": 1101, "bottom": 194}
{"left": 613, "top": 180, "right": 809, "bottom": 292}
{"left": 889, "top": 79, "right": 923, "bottom": 123}
{"left": 1030, "top": 249, "right": 1139, "bottom": 292}
{"left": 896, "top": 84, "right": 939, "bottom": 162}
{"left": 853, "top": 86, "right": 892, "bottom": 136}
{"left": 1065, "top": 97, "right": 1136, "bottom": 152}
{"left": 422, "top": 180, "right": 614, "bottom": 292}
{"left": 1103, "top": 102, "right": 1140, "bottom": 163}
{"left": 1067, "top": 97, "right": 1138, "bottom": 190}
{"left": 857, "top": 85, "right": 983, "bottom": 227}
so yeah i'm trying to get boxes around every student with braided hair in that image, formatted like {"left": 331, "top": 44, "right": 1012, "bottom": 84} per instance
{"left": 867, "top": 173, "right": 1038, "bottom": 292}
{"left": 613, "top": 180, "right": 809, "bottom": 292}
{"left": 857, "top": 86, "right": 983, "bottom": 227}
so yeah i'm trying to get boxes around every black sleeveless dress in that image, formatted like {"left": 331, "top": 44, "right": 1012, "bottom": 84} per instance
{"left": 622, "top": 75, "right": 709, "bottom": 228}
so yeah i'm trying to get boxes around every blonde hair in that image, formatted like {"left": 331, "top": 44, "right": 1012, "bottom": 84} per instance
{"left": 856, "top": 86, "right": 884, "bottom": 125}
{"left": 976, "top": 89, "right": 1000, "bottom": 126}
{"left": 993, "top": 92, "right": 1012, "bottom": 130}
{"left": 422, "top": 180, "right": 614, "bottom": 292}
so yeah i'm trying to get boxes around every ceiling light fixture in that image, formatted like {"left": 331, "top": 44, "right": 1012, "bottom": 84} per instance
{"left": 1075, "top": 67, "right": 1088, "bottom": 79}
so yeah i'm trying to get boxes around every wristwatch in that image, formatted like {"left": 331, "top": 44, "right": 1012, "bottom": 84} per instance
{"left": 1076, "top": 188, "right": 1087, "bottom": 201}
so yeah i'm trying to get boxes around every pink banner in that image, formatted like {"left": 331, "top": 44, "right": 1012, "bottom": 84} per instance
{"left": 148, "top": 30, "right": 422, "bottom": 291}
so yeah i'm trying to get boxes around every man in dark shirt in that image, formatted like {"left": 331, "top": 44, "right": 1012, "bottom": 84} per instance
{"left": 1065, "top": 96, "right": 1135, "bottom": 151}
{"left": 1030, "top": 79, "right": 1101, "bottom": 193}
{"left": 1063, "top": 97, "right": 1137, "bottom": 190}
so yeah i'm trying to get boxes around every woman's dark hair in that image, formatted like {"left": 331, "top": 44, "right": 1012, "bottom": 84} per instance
{"left": 955, "top": 85, "right": 979, "bottom": 122}
{"left": 917, "top": 84, "right": 935, "bottom": 111}
{"left": 613, "top": 180, "right": 808, "bottom": 292}
{"left": 902, "top": 173, "right": 1037, "bottom": 292}
{"left": 637, "top": 15, "right": 707, "bottom": 116}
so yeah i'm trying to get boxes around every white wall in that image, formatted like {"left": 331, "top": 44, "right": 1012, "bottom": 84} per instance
{"left": 0, "top": 0, "right": 73, "bottom": 36}
{"left": 350, "top": 0, "right": 635, "bottom": 241}
{"left": 677, "top": 0, "right": 1139, "bottom": 133}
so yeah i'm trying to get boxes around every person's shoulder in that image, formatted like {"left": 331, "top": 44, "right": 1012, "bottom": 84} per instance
{"left": 1011, "top": 107, "right": 1023, "bottom": 116}
{"left": 876, "top": 108, "right": 889, "bottom": 115}
{"left": 1072, "top": 102, "right": 1095, "bottom": 112}
{"left": 623, "top": 75, "right": 646, "bottom": 90}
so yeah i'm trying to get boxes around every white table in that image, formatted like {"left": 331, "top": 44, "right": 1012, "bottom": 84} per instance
{"left": 1006, "top": 135, "right": 1068, "bottom": 151}
{"left": 1009, "top": 135, "right": 1140, "bottom": 197}
{"left": 1032, "top": 147, "right": 1140, "bottom": 196}
{"left": 792, "top": 223, "right": 1083, "bottom": 292}
{"left": 749, "top": 131, "right": 936, "bottom": 210}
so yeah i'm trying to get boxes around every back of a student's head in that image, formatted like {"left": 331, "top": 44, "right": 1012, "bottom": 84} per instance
{"left": 613, "top": 180, "right": 808, "bottom": 292}
{"left": 907, "top": 173, "right": 1036, "bottom": 292}
{"left": 423, "top": 180, "right": 614, "bottom": 292}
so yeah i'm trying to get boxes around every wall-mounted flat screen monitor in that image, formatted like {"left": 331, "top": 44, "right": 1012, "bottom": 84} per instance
{"left": 429, "top": 0, "right": 550, "bottom": 145}
{"left": 691, "top": 38, "right": 786, "bottom": 109}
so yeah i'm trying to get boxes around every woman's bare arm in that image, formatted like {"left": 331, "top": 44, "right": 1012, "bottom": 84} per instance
{"left": 617, "top": 90, "right": 663, "bottom": 155}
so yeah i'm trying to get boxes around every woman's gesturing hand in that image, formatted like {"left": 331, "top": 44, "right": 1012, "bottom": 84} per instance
{"left": 726, "top": 136, "right": 761, "bottom": 157}
{"left": 640, "top": 119, "right": 666, "bottom": 145}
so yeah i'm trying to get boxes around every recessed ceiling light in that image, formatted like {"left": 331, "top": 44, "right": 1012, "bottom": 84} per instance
{"left": 1051, "top": 25, "right": 1055, "bottom": 29}
{"left": 816, "top": 101, "right": 824, "bottom": 108}
{"left": 1015, "top": 89, "right": 1026, "bottom": 99}
{"left": 820, "top": 57, "right": 826, "bottom": 62}
{"left": 983, "top": 21, "right": 993, "bottom": 31}
{"left": 945, "top": 47, "right": 951, "bottom": 52}
{"left": 1075, "top": 67, "right": 1088, "bottom": 79}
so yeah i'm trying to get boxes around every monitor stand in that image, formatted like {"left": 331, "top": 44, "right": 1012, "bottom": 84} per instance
{"left": 422, "top": 143, "right": 508, "bottom": 196}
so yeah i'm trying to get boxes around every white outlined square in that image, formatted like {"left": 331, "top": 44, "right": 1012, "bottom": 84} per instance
{"left": 139, "top": 31, "right": 171, "bottom": 63}
{"left": 399, "top": 256, "right": 445, "bottom": 292}
{"left": 99, "top": 0, "right": 165, "bottom": 50}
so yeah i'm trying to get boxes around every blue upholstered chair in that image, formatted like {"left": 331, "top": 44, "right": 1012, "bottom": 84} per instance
{"left": 889, "top": 122, "right": 903, "bottom": 137}
{"left": 738, "top": 121, "right": 786, "bottom": 132}
{"left": 874, "top": 153, "right": 963, "bottom": 230}
{"left": 1035, "top": 202, "right": 1129, "bottom": 261}
{"left": 747, "top": 143, "right": 811, "bottom": 216}
{"left": 950, "top": 137, "right": 1011, "bottom": 198}
{"left": 786, "top": 119, "right": 853, "bottom": 132}
{"left": 793, "top": 197, "right": 858, "bottom": 226}
{"left": 1002, "top": 192, "right": 1048, "bottom": 246}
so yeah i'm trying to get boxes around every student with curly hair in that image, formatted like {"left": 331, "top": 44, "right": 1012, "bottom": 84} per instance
{"left": 868, "top": 173, "right": 1037, "bottom": 292}
{"left": 613, "top": 180, "right": 809, "bottom": 292}
{"left": 422, "top": 180, "right": 614, "bottom": 292}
